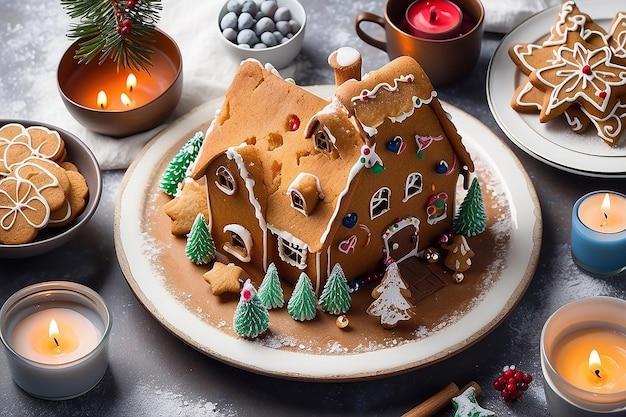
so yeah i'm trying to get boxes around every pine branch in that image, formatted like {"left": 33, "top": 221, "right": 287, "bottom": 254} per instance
{"left": 61, "top": 0, "right": 163, "bottom": 72}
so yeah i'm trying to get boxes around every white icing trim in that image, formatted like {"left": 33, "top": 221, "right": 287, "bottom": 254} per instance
{"left": 350, "top": 74, "right": 415, "bottom": 103}
{"left": 222, "top": 224, "right": 252, "bottom": 262}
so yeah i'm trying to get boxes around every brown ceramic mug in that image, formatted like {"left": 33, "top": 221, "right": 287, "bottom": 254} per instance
{"left": 355, "top": 0, "right": 484, "bottom": 87}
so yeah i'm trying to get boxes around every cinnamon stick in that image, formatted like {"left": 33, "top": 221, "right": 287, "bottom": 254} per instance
{"left": 402, "top": 381, "right": 481, "bottom": 417}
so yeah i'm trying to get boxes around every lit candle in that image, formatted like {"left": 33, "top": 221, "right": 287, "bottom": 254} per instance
{"left": 97, "top": 90, "right": 107, "bottom": 109}
{"left": 405, "top": 0, "right": 463, "bottom": 39}
{"left": 541, "top": 297, "right": 626, "bottom": 416}
{"left": 126, "top": 73, "right": 137, "bottom": 92}
{"left": 571, "top": 191, "right": 626, "bottom": 275}
{"left": 10, "top": 308, "right": 101, "bottom": 365}
{"left": 57, "top": 29, "right": 183, "bottom": 137}
{"left": 0, "top": 281, "right": 111, "bottom": 400}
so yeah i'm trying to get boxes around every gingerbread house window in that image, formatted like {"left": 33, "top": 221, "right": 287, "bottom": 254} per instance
{"left": 287, "top": 173, "right": 324, "bottom": 216}
{"left": 277, "top": 235, "right": 308, "bottom": 269}
{"left": 215, "top": 166, "right": 236, "bottom": 195}
{"left": 222, "top": 224, "right": 252, "bottom": 262}
{"left": 403, "top": 172, "right": 423, "bottom": 202}
{"left": 314, "top": 129, "right": 331, "bottom": 153}
{"left": 370, "top": 187, "right": 391, "bottom": 219}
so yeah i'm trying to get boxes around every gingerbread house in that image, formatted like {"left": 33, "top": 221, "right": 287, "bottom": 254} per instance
{"left": 189, "top": 54, "right": 474, "bottom": 293}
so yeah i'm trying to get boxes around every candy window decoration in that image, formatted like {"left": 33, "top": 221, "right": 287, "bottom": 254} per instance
{"left": 403, "top": 172, "right": 423, "bottom": 202}
{"left": 370, "top": 187, "right": 391, "bottom": 219}
{"left": 313, "top": 128, "right": 332, "bottom": 153}
{"left": 215, "top": 165, "right": 237, "bottom": 195}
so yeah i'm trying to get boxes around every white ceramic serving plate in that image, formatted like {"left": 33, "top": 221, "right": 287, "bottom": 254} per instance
{"left": 114, "top": 85, "right": 541, "bottom": 380}
{"left": 487, "top": 0, "right": 626, "bottom": 177}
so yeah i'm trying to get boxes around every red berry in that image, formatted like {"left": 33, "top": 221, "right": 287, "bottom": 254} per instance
{"left": 120, "top": 26, "right": 131, "bottom": 36}
{"left": 127, "top": 0, "right": 136, "bottom": 8}
{"left": 503, "top": 369, "right": 514, "bottom": 379}
{"left": 493, "top": 376, "right": 506, "bottom": 391}
{"left": 514, "top": 371, "right": 523, "bottom": 381}
{"left": 123, "top": 18, "right": 132, "bottom": 27}
{"left": 518, "top": 382, "right": 529, "bottom": 391}
{"left": 116, "top": 26, "right": 122, "bottom": 34}
{"left": 501, "top": 390, "right": 511, "bottom": 400}
{"left": 523, "top": 373, "right": 533, "bottom": 384}
{"left": 507, "top": 382, "right": 517, "bottom": 392}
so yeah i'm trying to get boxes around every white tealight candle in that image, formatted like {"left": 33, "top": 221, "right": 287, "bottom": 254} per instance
{"left": 0, "top": 281, "right": 111, "bottom": 400}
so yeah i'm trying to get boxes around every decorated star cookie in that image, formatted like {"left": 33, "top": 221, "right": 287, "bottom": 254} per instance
{"left": 451, "top": 386, "right": 495, "bottom": 417}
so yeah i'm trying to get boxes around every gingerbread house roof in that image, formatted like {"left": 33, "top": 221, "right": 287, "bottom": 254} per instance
{"left": 191, "top": 58, "right": 472, "bottom": 252}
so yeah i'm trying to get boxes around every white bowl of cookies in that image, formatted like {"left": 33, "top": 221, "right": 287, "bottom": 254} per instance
{"left": 218, "top": 0, "right": 306, "bottom": 69}
{"left": 0, "top": 120, "right": 102, "bottom": 258}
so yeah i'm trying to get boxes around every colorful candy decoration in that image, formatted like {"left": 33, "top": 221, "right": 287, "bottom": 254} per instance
{"left": 385, "top": 136, "right": 406, "bottom": 154}
{"left": 359, "top": 223, "right": 372, "bottom": 247}
{"left": 338, "top": 235, "right": 358, "bottom": 254}
{"left": 493, "top": 365, "right": 533, "bottom": 401}
{"left": 288, "top": 114, "right": 300, "bottom": 131}
{"left": 415, "top": 134, "right": 443, "bottom": 159}
{"left": 348, "top": 271, "right": 384, "bottom": 292}
{"left": 426, "top": 192, "right": 449, "bottom": 225}
{"left": 435, "top": 160, "right": 449, "bottom": 174}
{"left": 342, "top": 212, "right": 358, "bottom": 228}
{"left": 360, "top": 144, "right": 384, "bottom": 173}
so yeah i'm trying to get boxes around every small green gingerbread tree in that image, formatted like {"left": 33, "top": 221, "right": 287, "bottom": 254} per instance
{"left": 185, "top": 213, "right": 215, "bottom": 265}
{"left": 287, "top": 273, "right": 317, "bottom": 321}
{"left": 160, "top": 131, "right": 204, "bottom": 196}
{"left": 453, "top": 177, "right": 487, "bottom": 237}
{"left": 318, "top": 263, "right": 351, "bottom": 315}
{"left": 233, "top": 279, "right": 270, "bottom": 339}
{"left": 257, "top": 263, "right": 284, "bottom": 309}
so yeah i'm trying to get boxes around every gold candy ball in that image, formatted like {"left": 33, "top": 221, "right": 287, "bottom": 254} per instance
{"left": 424, "top": 247, "right": 439, "bottom": 263}
{"left": 335, "top": 315, "right": 349, "bottom": 329}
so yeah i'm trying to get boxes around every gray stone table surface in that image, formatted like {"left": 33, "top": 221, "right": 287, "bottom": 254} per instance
{"left": 1, "top": 0, "right": 626, "bottom": 416}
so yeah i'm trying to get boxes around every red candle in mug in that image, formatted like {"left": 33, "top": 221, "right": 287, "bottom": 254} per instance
{"left": 405, "top": 0, "right": 463, "bottom": 39}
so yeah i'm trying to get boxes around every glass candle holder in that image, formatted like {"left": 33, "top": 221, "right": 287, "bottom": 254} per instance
{"left": 541, "top": 297, "right": 626, "bottom": 416}
{"left": 0, "top": 281, "right": 112, "bottom": 400}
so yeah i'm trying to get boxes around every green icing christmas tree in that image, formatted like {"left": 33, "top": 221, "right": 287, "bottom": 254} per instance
{"left": 257, "top": 262, "right": 284, "bottom": 309}
{"left": 159, "top": 131, "right": 204, "bottom": 196}
{"left": 453, "top": 177, "right": 487, "bottom": 237}
{"left": 233, "top": 279, "right": 270, "bottom": 338}
{"left": 185, "top": 213, "right": 215, "bottom": 265}
{"left": 318, "top": 263, "right": 351, "bottom": 315}
{"left": 287, "top": 272, "right": 317, "bottom": 321}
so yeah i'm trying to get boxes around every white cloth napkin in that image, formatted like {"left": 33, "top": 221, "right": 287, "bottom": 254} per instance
{"left": 481, "top": 0, "right": 563, "bottom": 33}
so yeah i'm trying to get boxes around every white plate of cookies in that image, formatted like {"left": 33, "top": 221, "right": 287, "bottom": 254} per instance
{"left": 0, "top": 120, "right": 102, "bottom": 258}
{"left": 487, "top": 0, "right": 626, "bottom": 177}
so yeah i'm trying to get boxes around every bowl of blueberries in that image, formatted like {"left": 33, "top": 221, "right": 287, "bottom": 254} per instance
{"left": 218, "top": 0, "right": 306, "bottom": 69}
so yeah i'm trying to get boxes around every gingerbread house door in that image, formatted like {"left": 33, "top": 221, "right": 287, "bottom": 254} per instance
{"left": 382, "top": 216, "right": 420, "bottom": 263}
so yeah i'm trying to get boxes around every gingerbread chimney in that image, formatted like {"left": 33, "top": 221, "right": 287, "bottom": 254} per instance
{"left": 328, "top": 47, "right": 362, "bottom": 86}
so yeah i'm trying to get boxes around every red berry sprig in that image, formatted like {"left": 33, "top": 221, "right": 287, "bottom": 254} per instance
{"left": 493, "top": 365, "right": 533, "bottom": 401}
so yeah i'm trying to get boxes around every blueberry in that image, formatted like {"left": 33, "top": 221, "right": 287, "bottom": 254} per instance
{"left": 240, "top": 0, "right": 258, "bottom": 15}
{"left": 289, "top": 19, "right": 301, "bottom": 34}
{"left": 275, "top": 20, "right": 291, "bottom": 36}
{"left": 237, "top": 12, "right": 255, "bottom": 30}
{"left": 260, "top": 0, "right": 278, "bottom": 17}
{"left": 222, "top": 27, "right": 238, "bottom": 43}
{"left": 237, "top": 28, "right": 259, "bottom": 46}
{"left": 220, "top": 11, "right": 238, "bottom": 30}
{"left": 255, "top": 16, "right": 275, "bottom": 35}
{"left": 253, "top": 43, "right": 268, "bottom": 49}
{"left": 226, "top": 0, "right": 242, "bottom": 13}
{"left": 274, "top": 6, "right": 291, "bottom": 21}
{"left": 260, "top": 31, "right": 278, "bottom": 47}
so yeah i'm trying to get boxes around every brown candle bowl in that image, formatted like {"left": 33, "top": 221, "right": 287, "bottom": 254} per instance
{"left": 57, "top": 29, "right": 183, "bottom": 138}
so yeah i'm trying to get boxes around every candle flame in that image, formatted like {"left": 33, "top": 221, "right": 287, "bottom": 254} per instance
{"left": 97, "top": 90, "right": 108, "bottom": 109}
{"left": 589, "top": 349, "right": 602, "bottom": 378}
{"left": 126, "top": 73, "right": 137, "bottom": 92}
{"left": 601, "top": 193, "right": 610, "bottom": 227}
{"left": 120, "top": 93, "right": 131, "bottom": 107}
{"left": 48, "top": 319, "right": 60, "bottom": 344}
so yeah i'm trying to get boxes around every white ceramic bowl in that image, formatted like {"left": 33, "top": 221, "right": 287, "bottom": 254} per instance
{"left": 218, "top": 0, "right": 306, "bottom": 69}
{"left": 0, "top": 120, "right": 102, "bottom": 258}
